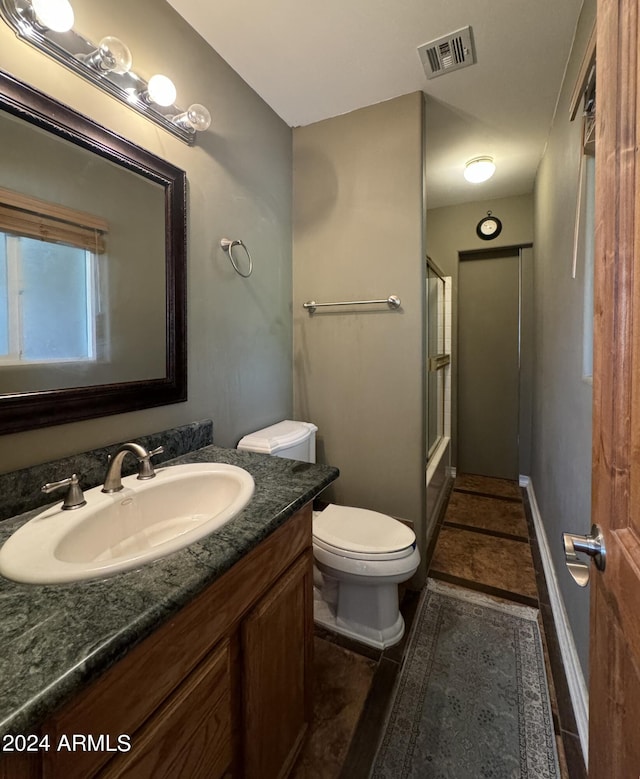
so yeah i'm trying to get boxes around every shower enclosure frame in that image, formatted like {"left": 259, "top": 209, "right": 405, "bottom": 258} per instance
{"left": 426, "top": 256, "right": 450, "bottom": 462}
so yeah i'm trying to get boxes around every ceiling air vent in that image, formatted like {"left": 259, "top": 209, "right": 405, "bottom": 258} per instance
{"left": 417, "top": 26, "right": 476, "bottom": 80}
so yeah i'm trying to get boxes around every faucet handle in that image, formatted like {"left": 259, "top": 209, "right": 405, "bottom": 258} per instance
{"left": 138, "top": 446, "right": 164, "bottom": 480}
{"left": 41, "top": 473, "right": 87, "bottom": 511}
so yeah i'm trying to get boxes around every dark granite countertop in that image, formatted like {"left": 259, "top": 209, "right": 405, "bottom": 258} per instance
{"left": 0, "top": 445, "right": 338, "bottom": 739}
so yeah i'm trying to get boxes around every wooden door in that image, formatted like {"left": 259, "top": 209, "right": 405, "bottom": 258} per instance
{"left": 590, "top": 0, "right": 640, "bottom": 774}
{"left": 242, "top": 551, "right": 313, "bottom": 779}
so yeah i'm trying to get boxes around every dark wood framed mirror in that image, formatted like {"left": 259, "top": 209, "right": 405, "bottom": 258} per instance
{"left": 0, "top": 69, "right": 187, "bottom": 435}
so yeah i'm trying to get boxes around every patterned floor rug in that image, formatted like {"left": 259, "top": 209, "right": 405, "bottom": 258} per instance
{"left": 370, "top": 580, "right": 560, "bottom": 779}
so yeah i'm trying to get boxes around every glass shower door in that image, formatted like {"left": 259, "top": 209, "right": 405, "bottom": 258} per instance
{"left": 426, "top": 260, "right": 449, "bottom": 460}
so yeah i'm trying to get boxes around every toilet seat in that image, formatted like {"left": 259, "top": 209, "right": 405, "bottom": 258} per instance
{"left": 313, "top": 504, "right": 416, "bottom": 561}
{"left": 313, "top": 535, "right": 416, "bottom": 561}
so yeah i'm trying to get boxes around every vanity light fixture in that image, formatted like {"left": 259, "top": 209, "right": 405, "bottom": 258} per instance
{"left": 0, "top": 0, "right": 210, "bottom": 144}
{"left": 464, "top": 156, "right": 496, "bottom": 184}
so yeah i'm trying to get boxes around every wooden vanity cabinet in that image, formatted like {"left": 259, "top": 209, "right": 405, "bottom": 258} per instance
{"left": 0, "top": 504, "right": 314, "bottom": 779}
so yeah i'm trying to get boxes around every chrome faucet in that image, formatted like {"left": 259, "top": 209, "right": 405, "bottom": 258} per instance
{"left": 101, "top": 443, "right": 164, "bottom": 493}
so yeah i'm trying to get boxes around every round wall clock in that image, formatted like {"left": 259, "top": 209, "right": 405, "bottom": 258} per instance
{"left": 476, "top": 211, "right": 502, "bottom": 241}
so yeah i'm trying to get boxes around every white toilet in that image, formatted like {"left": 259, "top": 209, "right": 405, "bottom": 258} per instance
{"left": 237, "top": 420, "right": 420, "bottom": 649}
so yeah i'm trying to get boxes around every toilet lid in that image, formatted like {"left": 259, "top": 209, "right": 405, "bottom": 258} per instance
{"left": 237, "top": 420, "right": 317, "bottom": 454}
{"left": 312, "top": 504, "right": 415, "bottom": 555}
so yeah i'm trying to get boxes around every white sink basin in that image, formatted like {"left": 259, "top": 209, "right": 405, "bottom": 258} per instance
{"left": 0, "top": 463, "right": 255, "bottom": 584}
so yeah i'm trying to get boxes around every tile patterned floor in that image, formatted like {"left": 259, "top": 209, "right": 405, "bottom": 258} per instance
{"left": 291, "top": 637, "right": 376, "bottom": 779}
{"left": 431, "top": 525, "right": 539, "bottom": 603}
{"left": 301, "top": 474, "right": 588, "bottom": 779}
{"left": 443, "top": 489, "right": 529, "bottom": 537}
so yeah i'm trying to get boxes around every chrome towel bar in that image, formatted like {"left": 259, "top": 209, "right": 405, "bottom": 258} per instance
{"left": 303, "top": 294, "right": 401, "bottom": 314}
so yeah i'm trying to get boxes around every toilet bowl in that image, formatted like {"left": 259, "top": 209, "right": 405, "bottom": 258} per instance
{"left": 237, "top": 420, "right": 420, "bottom": 649}
{"left": 312, "top": 503, "right": 420, "bottom": 648}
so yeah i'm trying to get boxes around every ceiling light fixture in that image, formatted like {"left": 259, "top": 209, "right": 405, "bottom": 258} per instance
{"left": 464, "top": 156, "right": 496, "bottom": 184}
{"left": 0, "top": 0, "right": 210, "bottom": 144}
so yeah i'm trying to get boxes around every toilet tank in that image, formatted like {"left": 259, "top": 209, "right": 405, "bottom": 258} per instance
{"left": 237, "top": 420, "right": 318, "bottom": 462}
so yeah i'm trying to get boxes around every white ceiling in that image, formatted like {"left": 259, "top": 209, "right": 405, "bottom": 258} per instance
{"left": 167, "top": 0, "right": 584, "bottom": 209}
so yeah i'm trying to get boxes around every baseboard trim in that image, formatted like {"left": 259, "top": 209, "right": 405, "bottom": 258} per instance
{"left": 524, "top": 477, "right": 589, "bottom": 766}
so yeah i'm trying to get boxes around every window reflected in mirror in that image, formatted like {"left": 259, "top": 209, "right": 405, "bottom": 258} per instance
{"left": 0, "top": 234, "right": 102, "bottom": 364}
{"left": 0, "top": 187, "right": 109, "bottom": 366}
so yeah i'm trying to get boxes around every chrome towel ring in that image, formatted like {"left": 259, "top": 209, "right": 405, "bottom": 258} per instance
{"left": 221, "top": 238, "right": 253, "bottom": 277}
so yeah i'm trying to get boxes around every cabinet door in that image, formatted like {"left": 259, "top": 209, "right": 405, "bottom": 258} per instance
{"left": 242, "top": 551, "right": 313, "bottom": 779}
{"left": 98, "top": 639, "right": 232, "bottom": 779}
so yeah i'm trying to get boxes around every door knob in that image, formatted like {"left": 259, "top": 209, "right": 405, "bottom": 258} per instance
{"left": 562, "top": 524, "right": 606, "bottom": 587}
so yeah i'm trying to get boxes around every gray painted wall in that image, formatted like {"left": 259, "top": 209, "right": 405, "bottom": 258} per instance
{"left": 292, "top": 93, "right": 426, "bottom": 542}
{"left": 0, "top": 0, "right": 293, "bottom": 473}
{"left": 426, "top": 194, "right": 534, "bottom": 467}
{"left": 531, "top": 0, "right": 596, "bottom": 677}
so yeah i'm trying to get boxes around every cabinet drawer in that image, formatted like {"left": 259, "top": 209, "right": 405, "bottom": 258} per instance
{"left": 98, "top": 639, "right": 232, "bottom": 779}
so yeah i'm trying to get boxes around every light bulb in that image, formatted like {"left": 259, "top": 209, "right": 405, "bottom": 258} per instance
{"left": 97, "top": 36, "right": 132, "bottom": 74}
{"left": 146, "top": 74, "right": 177, "bottom": 107}
{"left": 30, "top": 0, "right": 74, "bottom": 32}
{"left": 81, "top": 36, "right": 132, "bottom": 74}
{"left": 464, "top": 156, "right": 496, "bottom": 184}
{"left": 173, "top": 103, "right": 211, "bottom": 132}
